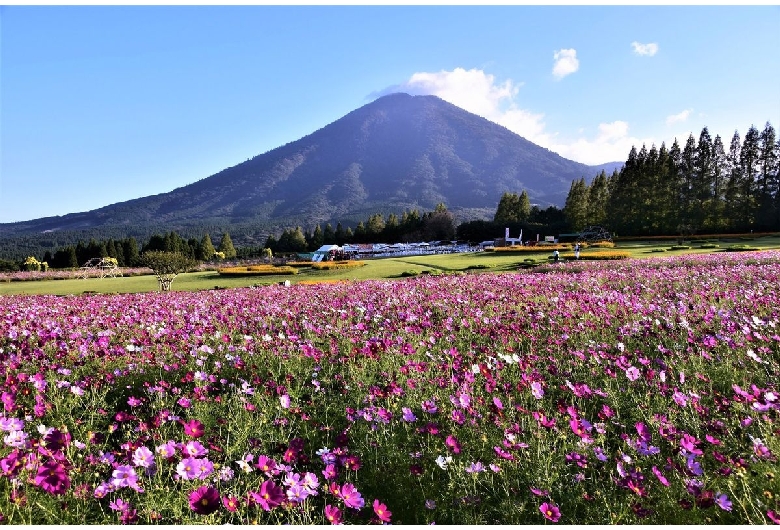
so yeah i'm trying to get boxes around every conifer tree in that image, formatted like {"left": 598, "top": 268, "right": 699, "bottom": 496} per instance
{"left": 218, "top": 232, "right": 237, "bottom": 259}
{"left": 199, "top": 233, "right": 216, "bottom": 261}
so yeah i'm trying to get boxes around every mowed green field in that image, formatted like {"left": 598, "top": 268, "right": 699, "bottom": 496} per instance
{"left": 2, "top": 234, "right": 779, "bottom": 296}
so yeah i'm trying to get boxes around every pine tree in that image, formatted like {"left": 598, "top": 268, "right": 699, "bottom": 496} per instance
{"left": 494, "top": 192, "right": 520, "bottom": 224}
{"left": 311, "top": 225, "right": 324, "bottom": 250}
{"left": 323, "top": 223, "right": 336, "bottom": 244}
{"left": 740, "top": 125, "right": 761, "bottom": 227}
{"left": 757, "top": 122, "right": 778, "bottom": 229}
{"left": 335, "top": 223, "right": 346, "bottom": 245}
{"left": 218, "top": 232, "right": 237, "bottom": 259}
{"left": 517, "top": 191, "right": 531, "bottom": 222}
{"left": 710, "top": 135, "right": 729, "bottom": 231}
{"left": 563, "top": 178, "right": 589, "bottom": 232}
{"left": 123, "top": 238, "right": 140, "bottom": 267}
{"left": 586, "top": 171, "right": 609, "bottom": 227}
{"left": 692, "top": 127, "right": 714, "bottom": 229}
{"left": 199, "top": 233, "right": 216, "bottom": 261}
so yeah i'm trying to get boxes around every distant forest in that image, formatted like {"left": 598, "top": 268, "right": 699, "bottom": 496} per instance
{"left": 1, "top": 121, "right": 777, "bottom": 271}
{"left": 561, "top": 122, "right": 779, "bottom": 236}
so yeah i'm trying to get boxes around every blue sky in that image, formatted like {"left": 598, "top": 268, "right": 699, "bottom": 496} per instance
{"left": 1, "top": 5, "right": 779, "bottom": 224}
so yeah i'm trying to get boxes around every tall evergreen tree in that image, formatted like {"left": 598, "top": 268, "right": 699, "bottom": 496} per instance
{"left": 724, "top": 131, "right": 744, "bottom": 230}
{"left": 494, "top": 192, "right": 520, "bottom": 224}
{"left": 323, "top": 223, "right": 336, "bottom": 244}
{"left": 517, "top": 191, "right": 531, "bottom": 222}
{"left": 311, "top": 224, "right": 324, "bottom": 250}
{"left": 123, "top": 237, "right": 140, "bottom": 267}
{"left": 692, "top": 127, "right": 714, "bottom": 229}
{"left": 563, "top": 178, "right": 589, "bottom": 232}
{"left": 586, "top": 171, "right": 609, "bottom": 227}
{"left": 218, "top": 232, "right": 237, "bottom": 259}
{"left": 740, "top": 125, "right": 761, "bottom": 227}
{"left": 757, "top": 122, "right": 778, "bottom": 229}
{"left": 199, "top": 233, "right": 216, "bottom": 261}
{"left": 680, "top": 134, "right": 698, "bottom": 231}
{"left": 710, "top": 135, "right": 729, "bottom": 231}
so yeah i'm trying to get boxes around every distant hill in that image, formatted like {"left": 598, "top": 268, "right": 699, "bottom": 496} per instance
{"left": 0, "top": 93, "right": 619, "bottom": 246}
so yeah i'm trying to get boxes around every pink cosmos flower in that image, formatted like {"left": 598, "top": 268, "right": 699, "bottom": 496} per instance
{"left": 445, "top": 434, "right": 462, "bottom": 454}
{"left": 530, "top": 381, "right": 544, "bottom": 399}
{"left": 222, "top": 495, "right": 240, "bottom": 512}
{"left": 156, "top": 440, "right": 177, "bottom": 459}
{"left": 132, "top": 446, "right": 155, "bottom": 468}
{"left": 373, "top": 499, "right": 392, "bottom": 523}
{"left": 325, "top": 504, "right": 343, "bottom": 524}
{"left": 182, "top": 419, "right": 205, "bottom": 438}
{"left": 255, "top": 479, "right": 285, "bottom": 511}
{"left": 625, "top": 366, "right": 640, "bottom": 381}
{"left": 339, "top": 482, "right": 365, "bottom": 510}
{"left": 189, "top": 485, "right": 220, "bottom": 515}
{"left": 539, "top": 502, "right": 561, "bottom": 522}
{"left": 255, "top": 455, "right": 277, "bottom": 476}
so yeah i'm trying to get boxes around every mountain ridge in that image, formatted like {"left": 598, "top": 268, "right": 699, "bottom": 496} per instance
{"left": 1, "top": 93, "right": 622, "bottom": 239}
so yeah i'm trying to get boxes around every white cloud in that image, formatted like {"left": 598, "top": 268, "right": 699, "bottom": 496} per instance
{"left": 552, "top": 49, "right": 579, "bottom": 80}
{"left": 666, "top": 109, "right": 692, "bottom": 126}
{"left": 550, "top": 121, "right": 653, "bottom": 166}
{"left": 375, "top": 67, "right": 652, "bottom": 165}
{"left": 631, "top": 41, "right": 659, "bottom": 57}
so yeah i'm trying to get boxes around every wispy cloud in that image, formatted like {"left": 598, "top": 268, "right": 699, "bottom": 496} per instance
{"left": 631, "top": 41, "right": 659, "bottom": 57}
{"left": 552, "top": 49, "right": 579, "bottom": 80}
{"left": 666, "top": 109, "right": 692, "bottom": 125}
{"left": 373, "top": 68, "right": 550, "bottom": 146}
{"left": 374, "top": 67, "right": 650, "bottom": 165}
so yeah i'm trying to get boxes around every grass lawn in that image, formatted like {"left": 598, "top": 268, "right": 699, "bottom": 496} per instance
{"left": 2, "top": 233, "right": 779, "bottom": 296}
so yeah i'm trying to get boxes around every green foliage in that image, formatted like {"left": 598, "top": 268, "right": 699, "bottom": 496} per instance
{"left": 141, "top": 250, "right": 196, "bottom": 291}
{"left": 199, "top": 233, "right": 217, "bottom": 261}
{"left": 217, "top": 232, "right": 237, "bottom": 259}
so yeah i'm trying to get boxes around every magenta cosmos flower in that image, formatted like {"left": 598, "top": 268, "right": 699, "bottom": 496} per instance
{"left": 373, "top": 499, "right": 392, "bottom": 523}
{"left": 182, "top": 419, "right": 205, "bottom": 438}
{"left": 34, "top": 460, "right": 71, "bottom": 496}
{"left": 540, "top": 502, "right": 561, "bottom": 522}
{"left": 254, "top": 479, "right": 285, "bottom": 511}
{"left": 339, "top": 483, "right": 365, "bottom": 509}
{"left": 189, "top": 485, "right": 220, "bottom": 515}
{"left": 325, "top": 504, "right": 343, "bottom": 524}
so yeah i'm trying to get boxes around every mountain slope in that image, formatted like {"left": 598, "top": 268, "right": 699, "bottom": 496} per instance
{"left": 1, "top": 93, "right": 615, "bottom": 237}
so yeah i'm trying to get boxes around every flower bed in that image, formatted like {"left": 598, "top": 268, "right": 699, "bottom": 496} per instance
{"left": 0, "top": 251, "right": 778, "bottom": 524}
{"left": 311, "top": 261, "right": 366, "bottom": 271}
{"left": 217, "top": 265, "right": 299, "bottom": 276}
{"left": 0, "top": 267, "right": 153, "bottom": 283}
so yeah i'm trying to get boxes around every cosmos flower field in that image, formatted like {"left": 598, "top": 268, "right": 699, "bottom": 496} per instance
{"left": 0, "top": 251, "right": 778, "bottom": 524}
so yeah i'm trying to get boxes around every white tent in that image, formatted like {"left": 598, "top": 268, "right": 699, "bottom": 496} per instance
{"left": 312, "top": 245, "right": 341, "bottom": 262}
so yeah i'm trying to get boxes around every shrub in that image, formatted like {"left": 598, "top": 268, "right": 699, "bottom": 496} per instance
{"left": 699, "top": 243, "right": 720, "bottom": 249}
{"left": 588, "top": 241, "right": 615, "bottom": 248}
{"left": 724, "top": 244, "right": 760, "bottom": 252}
{"left": 466, "top": 263, "right": 495, "bottom": 270}
{"left": 401, "top": 269, "right": 421, "bottom": 277}
{"left": 669, "top": 245, "right": 691, "bottom": 250}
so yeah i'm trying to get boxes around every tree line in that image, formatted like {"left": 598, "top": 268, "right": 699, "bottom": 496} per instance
{"left": 0, "top": 232, "right": 239, "bottom": 271}
{"left": 265, "top": 204, "right": 457, "bottom": 253}
{"left": 562, "top": 122, "right": 779, "bottom": 236}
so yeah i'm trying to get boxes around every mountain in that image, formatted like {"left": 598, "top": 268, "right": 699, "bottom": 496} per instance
{"left": 1, "top": 93, "right": 619, "bottom": 243}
